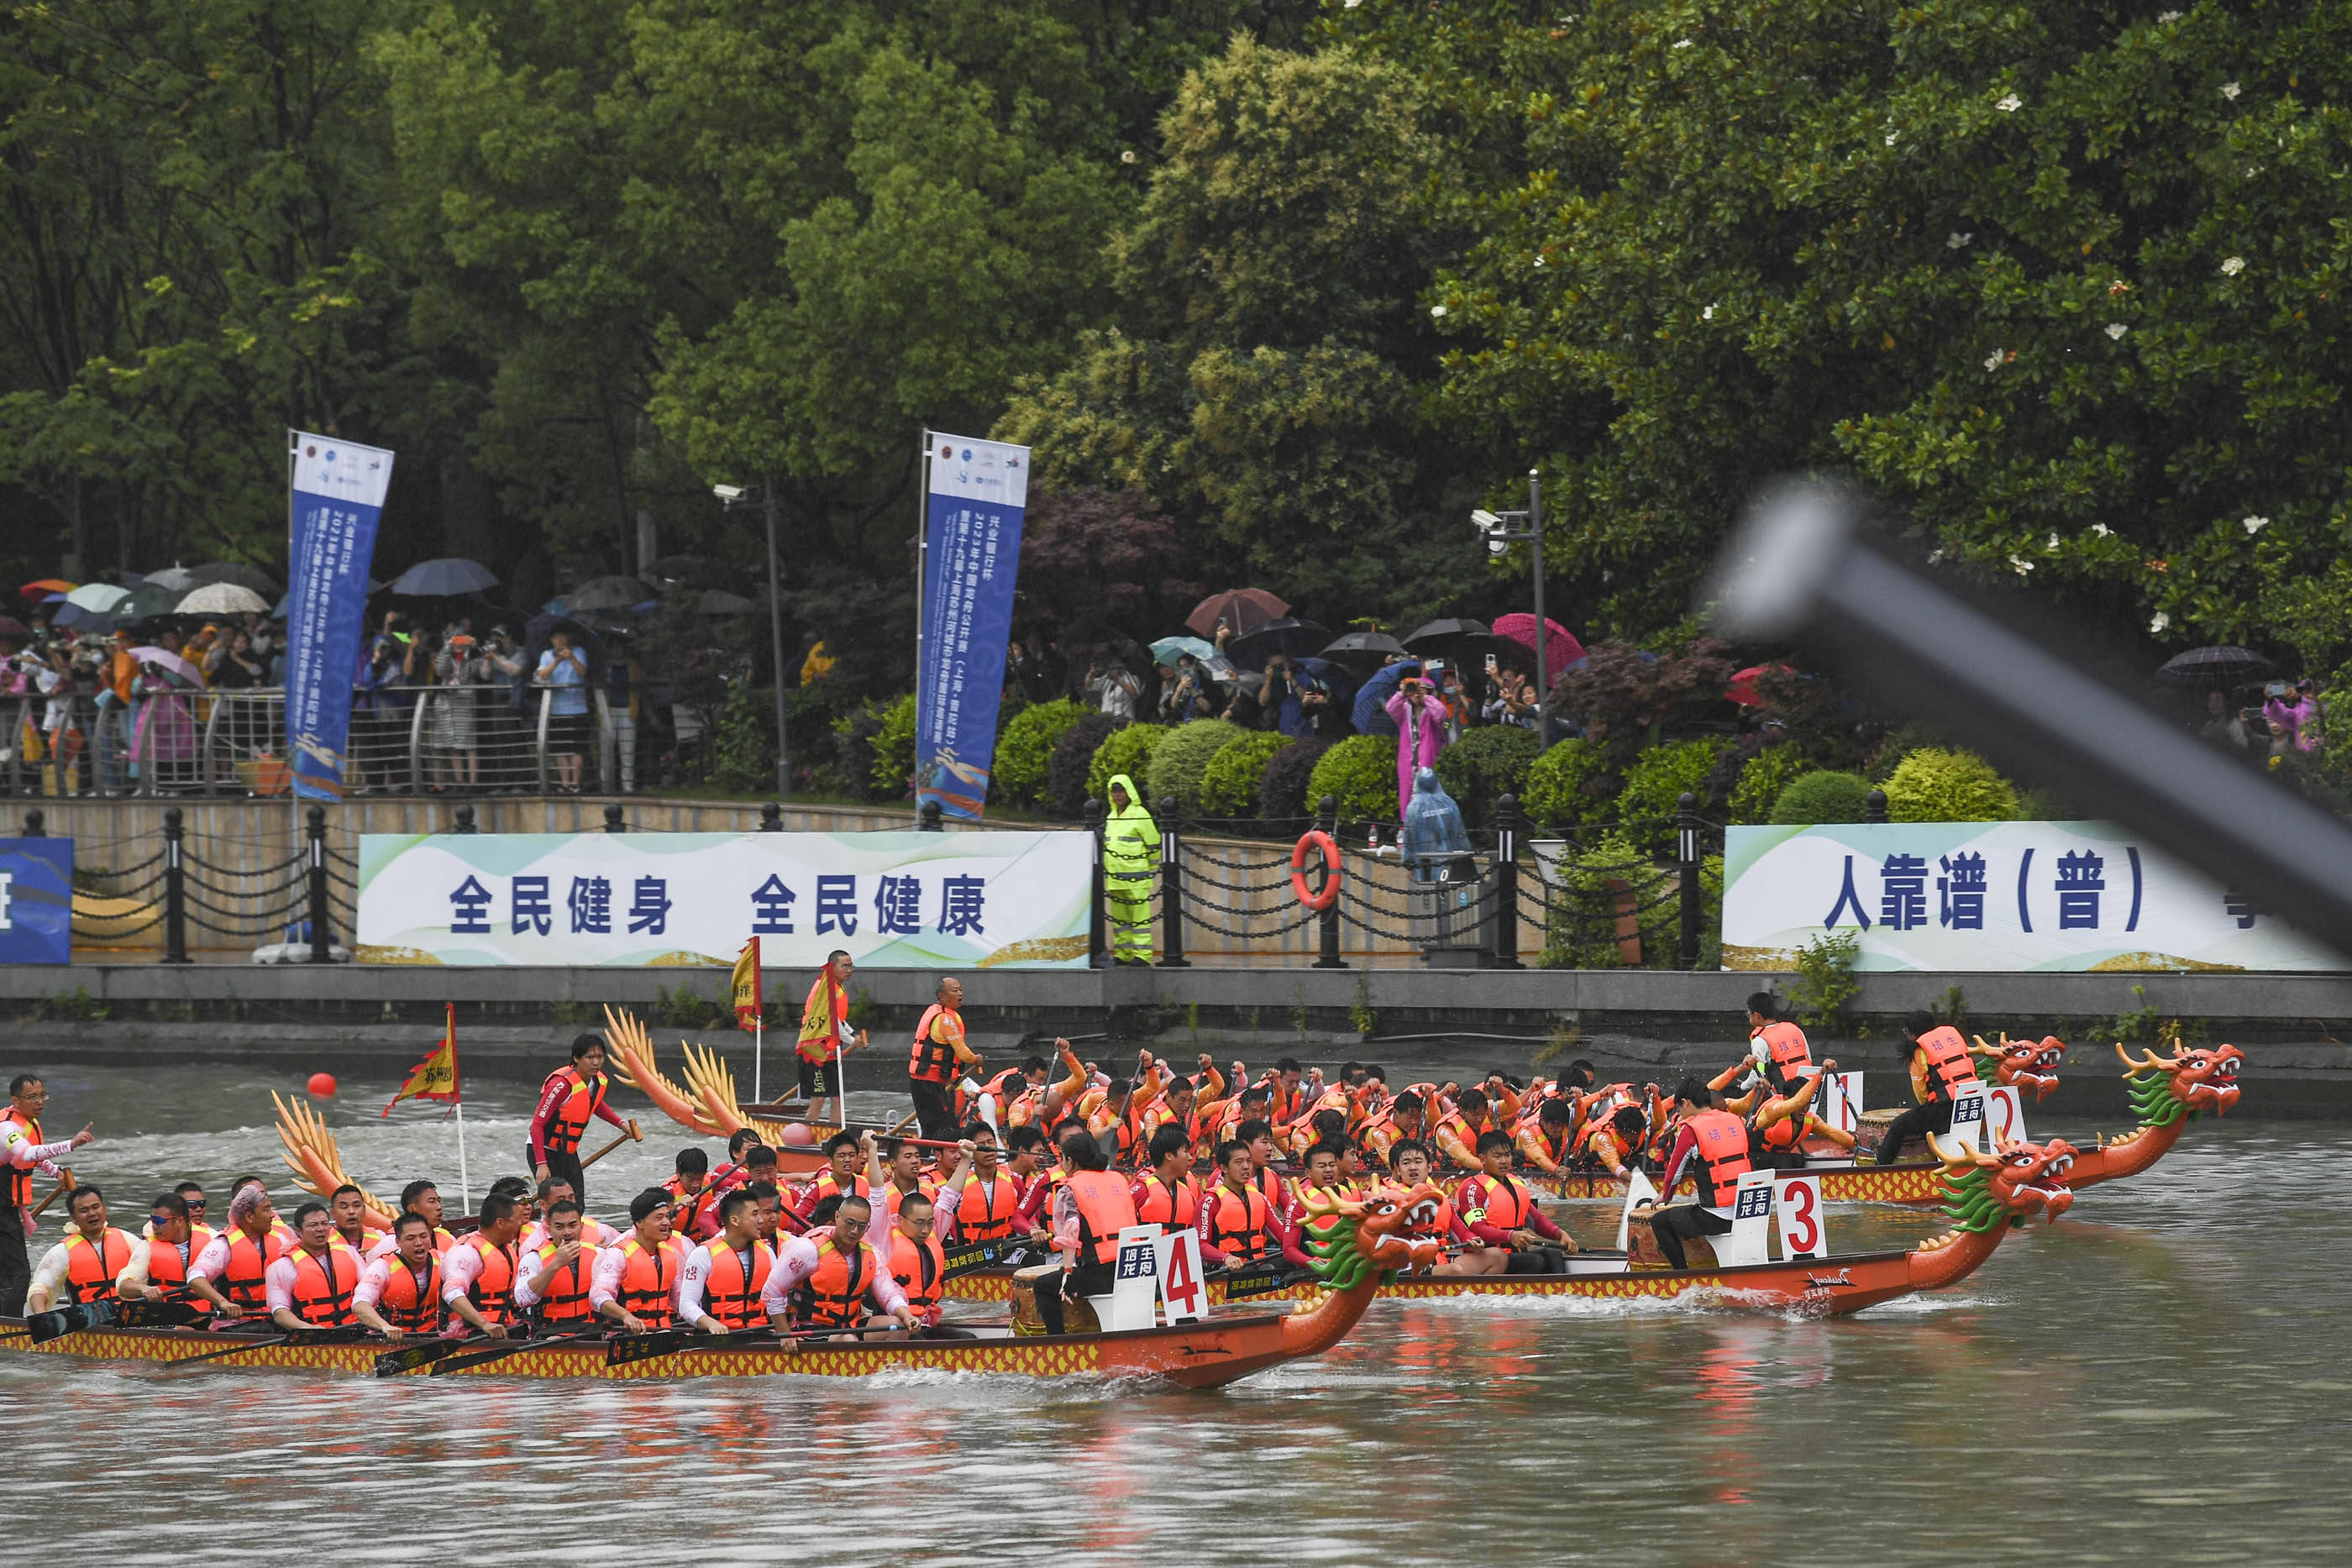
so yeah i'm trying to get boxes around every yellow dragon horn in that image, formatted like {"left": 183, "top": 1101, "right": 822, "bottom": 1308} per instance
{"left": 2113, "top": 1041, "right": 2176, "bottom": 1076}
{"left": 1924, "top": 1130, "right": 1987, "bottom": 1170}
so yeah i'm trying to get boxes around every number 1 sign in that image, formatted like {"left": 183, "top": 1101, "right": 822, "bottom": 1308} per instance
{"left": 1774, "top": 1173, "right": 1829, "bottom": 1261}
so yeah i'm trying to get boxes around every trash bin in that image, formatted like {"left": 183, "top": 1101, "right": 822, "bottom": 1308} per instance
{"left": 1410, "top": 851, "right": 1493, "bottom": 967}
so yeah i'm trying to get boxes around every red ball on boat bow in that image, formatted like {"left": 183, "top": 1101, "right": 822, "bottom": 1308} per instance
{"left": 307, "top": 1072, "right": 337, "bottom": 1099}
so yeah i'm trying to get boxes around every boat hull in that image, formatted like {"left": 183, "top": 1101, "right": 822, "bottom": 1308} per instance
{"left": 1538, "top": 1162, "right": 1945, "bottom": 1204}
{"left": 0, "top": 1314, "right": 1306, "bottom": 1391}
{"left": 947, "top": 1251, "right": 1928, "bottom": 1315}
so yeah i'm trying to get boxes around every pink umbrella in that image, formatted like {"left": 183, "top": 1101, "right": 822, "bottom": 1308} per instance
{"left": 1491, "top": 614, "right": 1584, "bottom": 680}
{"left": 129, "top": 646, "right": 202, "bottom": 684}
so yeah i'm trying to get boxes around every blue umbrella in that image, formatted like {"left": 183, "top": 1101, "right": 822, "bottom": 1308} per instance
{"left": 389, "top": 557, "right": 500, "bottom": 596}
{"left": 53, "top": 601, "right": 117, "bottom": 632}
{"left": 1352, "top": 660, "right": 1423, "bottom": 737}
{"left": 1150, "top": 634, "right": 1217, "bottom": 668}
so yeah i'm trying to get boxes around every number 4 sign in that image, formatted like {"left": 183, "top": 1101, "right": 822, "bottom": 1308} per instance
{"left": 1774, "top": 1173, "right": 1829, "bottom": 1261}
{"left": 1153, "top": 1227, "right": 1206, "bottom": 1324}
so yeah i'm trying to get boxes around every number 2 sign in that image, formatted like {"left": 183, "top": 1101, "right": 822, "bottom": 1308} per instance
{"left": 1982, "top": 1084, "right": 2026, "bottom": 1146}
{"left": 1774, "top": 1173, "right": 1829, "bottom": 1261}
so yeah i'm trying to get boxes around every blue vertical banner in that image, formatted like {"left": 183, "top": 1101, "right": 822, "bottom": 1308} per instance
{"left": 916, "top": 433, "right": 1027, "bottom": 819}
{"left": 284, "top": 430, "right": 394, "bottom": 801}
{"left": 0, "top": 838, "right": 74, "bottom": 965}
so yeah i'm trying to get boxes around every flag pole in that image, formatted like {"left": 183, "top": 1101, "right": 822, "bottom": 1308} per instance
{"left": 455, "top": 1100, "right": 470, "bottom": 1213}
{"left": 753, "top": 1012, "right": 764, "bottom": 1107}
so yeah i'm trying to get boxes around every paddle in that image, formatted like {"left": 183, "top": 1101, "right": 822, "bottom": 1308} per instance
{"left": 577, "top": 1120, "right": 642, "bottom": 1172}
{"left": 372, "top": 1337, "right": 471, "bottom": 1377}
{"left": 427, "top": 1328, "right": 601, "bottom": 1377}
{"left": 24, "top": 1298, "right": 115, "bottom": 1343}
{"left": 27, "top": 1175, "right": 75, "bottom": 1222}
{"left": 941, "top": 1240, "right": 1005, "bottom": 1277}
{"left": 605, "top": 1326, "right": 765, "bottom": 1367}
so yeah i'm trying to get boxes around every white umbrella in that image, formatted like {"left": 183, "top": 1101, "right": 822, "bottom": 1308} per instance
{"left": 175, "top": 582, "right": 271, "bottom": 616}
{"left": 143, "top": 565, "right": 199, "bottom": 591}
{"left": 128, "top": 646, "right": 203, "bottom": 684}
{"left": 64, "top": 582, "right": 132, "bottom": 611}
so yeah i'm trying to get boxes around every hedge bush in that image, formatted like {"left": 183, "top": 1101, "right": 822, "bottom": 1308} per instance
{"left": 1258, "top": 736, "right": 1333, "bottom": 821}
{"left": 1727, "top": 744, "right": 1809, "bottom": 826}
{"left": 829, "top": 695, "right": 895, "bottom": 802}
{"left": 1432, "top": 724, "right": 1542, "bottom": 827}
{"left": 1538, "top": 832, "right": 1673, "bottom": 968}
{"left": 1086, "top": 722, "right": 1168, "bottom": 806}
{"left": 1614, "top": 737, "right": 1725, "bottom": 852}
{"left": 992, "top": 698, "right": 1087, "bottom": 807}
{"left": 1199, "top": 732, "right": 1293, "bottom": 818}
{"left": 1520, "top": 738, "right": 1607, "bottom": 833}
{"left": 869, "top": 693, "right": 917, "bottom": 800}
{"left": 1307, "top": 732, "right": 1399, "bottom": 824}
{"left": 1770, "top": 768, "right": 1872, "bottom": 824}
{"left": 1882, "top": 747, "right": 2019, "bottom": 822}
{"left": 1143, "top": 721, "right": 1242, "bottom": 815}
{"left": 1046, "top": 712, "right": 1118, "bottom": 817}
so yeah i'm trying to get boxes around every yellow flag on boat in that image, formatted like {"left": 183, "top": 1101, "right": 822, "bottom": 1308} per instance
{"left": 382, "top": 1003, "right": 462, "bottom": 1115}
{"left": 732, "top": 936, "right": 762, "bottom": 1034}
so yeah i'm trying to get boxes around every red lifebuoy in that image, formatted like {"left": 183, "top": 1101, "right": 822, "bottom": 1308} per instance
{"left": 1289, "top": 830, "right": 1341, "bottom": 911}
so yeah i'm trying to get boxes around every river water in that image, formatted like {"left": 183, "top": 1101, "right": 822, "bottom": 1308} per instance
{"left": 2, "top": 1064, "right": 2330, "bottom": 1566}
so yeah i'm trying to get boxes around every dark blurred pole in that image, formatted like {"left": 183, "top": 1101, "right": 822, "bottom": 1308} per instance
{"left": 1529, "top": 470, "right": 1547, "bottom": 737}
{"left": 1156, "top": 795, "right": 1188, "bottom": 968}
{"left": 1709, "top": 480, "right": 2352, "bottom": 957}
{"left": 763, "top": 472, "right": 790, "bottom": 800}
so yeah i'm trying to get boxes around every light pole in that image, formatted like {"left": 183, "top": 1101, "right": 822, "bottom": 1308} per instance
{"left": 1473, "top": 469, "right": 1549, "bottom": 737}
{"left": 714, "top": 475, "right": 790, "bottom": 800}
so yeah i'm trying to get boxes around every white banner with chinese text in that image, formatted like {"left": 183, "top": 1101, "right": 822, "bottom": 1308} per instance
{"left": 356, "top": 831, "right": 1090, "bottom": 968}
{"left": 1722, "top": 821, "right": 2346, "bottom": 972}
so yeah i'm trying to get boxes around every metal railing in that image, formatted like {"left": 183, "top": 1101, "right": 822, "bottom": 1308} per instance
{"left": 0, "top": 684, "right": 634, "bottom": 800}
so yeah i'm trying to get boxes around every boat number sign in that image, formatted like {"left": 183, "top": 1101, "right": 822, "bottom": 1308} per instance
{"left": 1774, "top": 1174, "right": 1829, "bottom": 1261}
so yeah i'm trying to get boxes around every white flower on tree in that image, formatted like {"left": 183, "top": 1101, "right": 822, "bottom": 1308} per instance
{"left": 2221, "top": 256, "right": 2246, "bottom": 275}
{"left": 1996, "top": 93, "right": 2022, "bottom": 113}
{"left": 2106, "top": 323, "right": 2129, "bottom": 339}
{"left": 2244, "top": 516, "right": 2270, "bottom": 534}
{"left": 2222, "top": 81, "right": 2241, "bottom": 100}
{"left": 2150, "top": 611, "right": 2170, "bottom": 634}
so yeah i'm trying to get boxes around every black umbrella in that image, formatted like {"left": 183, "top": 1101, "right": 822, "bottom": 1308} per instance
{"left": 1320, "top": 630, "right": 1407, "bottom": 671}
{"left": 1401, "top": 616, "right": 1492, "bottom": 650}
{"left": 1226, "top": 617, "right": 1329, "bottom": 667}
{"left": 2155, "top": 646, "right": 2274, "bottom": 691}
{"left": 390, "top": 558, "right": 500, "bottom": 596}
{"left": 566, "top": 574, "right": 658, "bottom": 611}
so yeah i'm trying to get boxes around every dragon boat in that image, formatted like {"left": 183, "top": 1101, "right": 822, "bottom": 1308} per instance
{"left": 0, "top": 1188, "right": 1441, "bottom": 1388}
{"left": 946, "top": 1133, "right": 2076, "bottom": 1315}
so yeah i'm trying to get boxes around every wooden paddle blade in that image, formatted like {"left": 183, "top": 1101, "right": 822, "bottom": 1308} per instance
{"left": 601, "top": 1327, "right": 755, "bottom": 1366}
{"left": 24, "top": 1306, "right": 87, "bottom": 1344}
{"left": 428, "top": 1330, "right": 596, "bottom": 1376}
{"left": 374, "top": 1340, "right": 466, "bottom": 1377}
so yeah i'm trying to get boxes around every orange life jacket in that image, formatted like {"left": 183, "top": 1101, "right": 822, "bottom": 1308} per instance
{"left": 1206, "top": 1183, "right": 1276, "bottom": 1265}
{"left": 1688, "top": 1109, "right": 1754, "bottom": 1207}
{"left": 527, "top": 1241, "right": 600, "bottom": 1324}
{"left": 909, "top": 1004, "right": 960, "bottom": 1083}
{"left": 462, "top": 1235, "right": 518, "bottom": 1324}
{"left": 700, "top": 1240, "right": 771, "bottom": 1331}
{"left": 1458, "top": 1172, "right": 1532, "bottom": 1232}
{"left": 881, "top": 1228, "right": 945, "bottom": 1319}
{"left": 617, "top": 1236, "right": 680, "bottom": 1329}
{"left": 1916, "top": 1025, "right": 1979, "bottom": 1101}
{"left": 1067, "top": 1170, "right": 1137, "bottom": 1266}
{"left": 284, "top": 1243, "right": 360, "bottom": 1326}
{"left": 3, "top": 1114, "right": 40, "bottom": 1210}
{"left": 1132, "top": 1172, "right": 1200, "bottom": 1232}
{"left": 218, "top": 1229, "right": 285, "bottom": 1309}
{"left": 791, "top": 1237, "right": 875, "bottom": 1329}
{"left": 1431, "top": 1112, "right": 1478, "bottom": 1166}
{"left": 1756, "top": 1096, "right": 1809, "bottom": 1151}
{"left": 953, "top": 1172, "right": 1020, "bottom": 1241}
{"left": 1756, "top": 1020, "right": 1813, "bottom": 1083}
{"left": 143, "top": 1235, "right": 192, "bottom": 1292}
{"left": 1522, "top": 1122, "right": 1575, "bottom": 1167}
{"left": 377, "top": 1254, "right": 442, "bottom": 1334}
{"left": 61, "top": 1227, "right": 132, "bottom": 1305}
{"left": 538, "top": 1066, "right": 608, "bottom": 1156}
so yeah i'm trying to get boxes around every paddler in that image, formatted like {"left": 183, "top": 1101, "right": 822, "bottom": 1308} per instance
{"left": 522, "top": 1176, "right": 622, "bottom": 1251}
{"left": 942, "top": 1125, "right": 1022, "bottom": 1245}
{"left": 798, "top": 949, "right": 869, "bottom": 1129}
{"left": 512, "top": 1198, "right": 601, "bottom": 1328}
{"left": 762, "top": 1193, "right": 916, "bottom": 1341}
{"left": 1515, "top": 1098, "right": 1580, "bottom": 1176}
{"left": 1746, "top": 991, "right": 1813, "bottom": 1097}
{"left": 864, "top": 1131, "right": 940, "bottom": 1228}
{"left": 1, "top": 1073, "right": 93, "bottom": 1315}
{"left": 907, "top": 975, "right": 979, "bottom": 1141}
{"left": 369, "top": 1180, "right": 456, "bottom": 1260}
{"left": 118, "top": 1192, "right": 198, "bottom": 1303}
{"left": 874, "top": 1192, "right": 952, "bottom": 1338}
{"left": 1378, "top": 1142, "right": 1479, "bottom": 1277}
{"left": 1131, "top": 1125, "right": 1216, "bottom": 1263}
{"left": 1454, "top": 1130, "right": 1573, "bottom": 1272}
{"left": 439, "top": 1193, "right": 525, "bottom": 1340}
{"left": 1289, "top": 1141, "right": 1355, "bottom": 1252}
{"left": 1647, "top": 1078, "right": 1753, "bottom": 1269}
{"left": 1028, "top": 1134, "right": 1137, "bottom": 1335}
{"left": 1429, "top": 1086, "right": 1490, "bottom": 1171}
{"left": 1200, "top": 1139, "right": 1309, "bottom": 1276}
{"left": 662, "top": 1148, "right": 711, "bottom": 1219}
{"left": 24, "top": 1184, "right": 129, "bottom": 1312}
{"left": 1712, "top": 1054, "right": 1854, "bottom": 1169}
{"left": 790, "top": 1133, "right": 869, "bottom": 1229}
{"left": 266, "top": 1201, "right": 361, "bottom": 1330}
{"left": 593, "top": 1188, "right": 687, "bottom": 1335}
{"left": 1358, "top": 1089, "right": 1425, "bottom": 1172}
{"left": 171, "top": 1183, "right": 216, "bottom": 1251}
{"left": 328, "top": 1184, "right": 385, "bottom": 1257}
{"left": 1004, "top": 1126, "right": 1058, "bottom": 1255}
{"left": 678, "top": 1190, "right": 774, "bottom": 1334}
{"left": 529, "top": 1034, "right": 637, "bottom": 1209}
{"left": 1874, "top": 1011, "right": 1981, "bottom": 1164}
{"left": 354, "top": 1213, "right": 443, "bottom": 1339}
{"left": 1576, "top": 1104, "right": 1652, "bottom": 1177}
{"left": 680, "top": 1128, "right": 763, "bottom": 1237}
{"left": 186, "top": 1183, "right": 288, "bottom": 1319}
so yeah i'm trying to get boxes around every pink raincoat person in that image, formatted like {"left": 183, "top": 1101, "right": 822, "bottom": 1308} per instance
{"left": 1386, "top": 674, "right": 1450, "bottom": 815}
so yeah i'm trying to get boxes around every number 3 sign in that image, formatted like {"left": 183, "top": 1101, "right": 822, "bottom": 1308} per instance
{"left": 1774, "top": 1173, "right": 1829, "bottom": 1261}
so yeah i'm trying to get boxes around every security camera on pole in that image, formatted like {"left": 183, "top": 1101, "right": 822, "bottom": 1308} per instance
{"left": 1471, "top": 470, "right": 1548, "bottom": 735}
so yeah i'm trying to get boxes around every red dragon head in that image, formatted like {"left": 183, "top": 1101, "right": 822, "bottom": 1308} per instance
{"left": 1928, "top": 1132, "right": 2079, "bottom": 1227}
{"left": 2117, "top": 1041, "right": 2243, "bottom": 1116}
{"left": 1973, "top": 1032, "right": 2064, "bottom": 1102}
